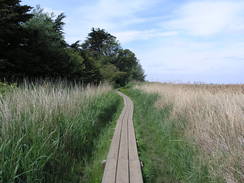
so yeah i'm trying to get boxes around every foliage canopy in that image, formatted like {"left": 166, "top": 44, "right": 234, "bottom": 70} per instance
{"left": 0, "top": 1, "right": 145, "bottom": 86}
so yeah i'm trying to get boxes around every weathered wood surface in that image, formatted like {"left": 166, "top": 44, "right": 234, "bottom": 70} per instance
{"left": 102, "top": 91, "right": 143, "bottom": 183}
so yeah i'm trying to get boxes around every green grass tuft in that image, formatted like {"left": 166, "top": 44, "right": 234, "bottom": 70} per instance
{"left": 0, "top": 82, "right": 16, "bottom": 95}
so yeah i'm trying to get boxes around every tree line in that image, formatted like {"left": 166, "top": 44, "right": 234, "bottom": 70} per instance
{"left": 0, "top": 0, "right": 145, "bottom": 86}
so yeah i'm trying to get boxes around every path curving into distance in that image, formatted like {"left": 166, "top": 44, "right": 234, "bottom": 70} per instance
{"left": 102, "top": 91, "right": 143, "bottom": 183}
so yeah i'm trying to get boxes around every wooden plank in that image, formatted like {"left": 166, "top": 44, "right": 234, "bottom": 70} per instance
{"left": 116, "top": 99, "right": 129, "bottom": 182}
{"left": 116, "top": 159, "right": 129, "bottom": 183}
{"left": 128, "top": 118, "right": 139, "bottom": 161}
{"left": 118, "top": 107, "right": 129, "bottom": 159}
{"left": 107, "top": 107, "right": 126, "bottom": 159}
{"left": 102, "top": 91, "right": 143, "bottom": 183}
{"left": 129, "top": 160, "right": 143, "bottom": 183}
{"left": 102, "top": 94, "right": 128, "bottom": 183}
{"left": 127, "top": 95, "right": 143, "bottom": 183}
{"left": 102, "top": 159, "right": 117, "bottom": 183}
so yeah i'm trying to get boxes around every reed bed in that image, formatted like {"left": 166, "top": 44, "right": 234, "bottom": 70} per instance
{"left": 0, "top": 81, "right": 120, "bottom": 182}
{"left": 136, "top": 83, "right": 244, "bottom": 183}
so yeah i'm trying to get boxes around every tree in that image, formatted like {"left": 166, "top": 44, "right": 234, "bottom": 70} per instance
{"left": 82, "top": 28, "right": 121, "bottom": 58}
{"left": 21, "top": 7, "right": 68, "bottom": 77}
{"left": 54, "top": 13, "right": 65, "bottom": 36}
{"left": 114, "top": 49, "right": 137, "bottom": 72}
{"left": 0, "top": 2, "right": 145, "bottom": 85}
{"left": 1, "top": 6, "right": 88, "bottom": 82}
{"left": 131, "top": 64, "right": 145, "bottom": 81}
{"left": 112, "top": 49, "right": 145, "bottom": 85}
{"left": 81, "top": 28, "right": 145, "bottom": 86}
{"left": 77, "top": 50, "right": 103, "bottom": 84}
{"left": 0, "top": 0, "right": 33, "bottom": 80}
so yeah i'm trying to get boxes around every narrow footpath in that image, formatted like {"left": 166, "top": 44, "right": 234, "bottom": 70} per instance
{"left": 102, "top": 91, "right": 143, "bottom": 183}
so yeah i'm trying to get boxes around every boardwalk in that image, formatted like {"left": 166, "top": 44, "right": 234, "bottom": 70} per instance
{"left": 102, "top": 92, "right": 143, "bottom": 183}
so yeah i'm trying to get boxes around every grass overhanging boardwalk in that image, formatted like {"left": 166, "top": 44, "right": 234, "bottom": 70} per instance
{"left": 102, "top": 91, "right": 143, "bottom": 183}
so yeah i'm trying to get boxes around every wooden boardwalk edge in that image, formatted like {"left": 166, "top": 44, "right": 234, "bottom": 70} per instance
{"left": 102, "top": 91, "right": 143, "bottom": 183}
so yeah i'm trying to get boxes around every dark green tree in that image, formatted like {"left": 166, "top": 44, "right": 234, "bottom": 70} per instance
{"left": 54, "top": 13, "right": 65, "bottom": 36}
{"left": 21, "top": 7, "right": 70, "bottom": 78}
{"left": 131, "top": 64, "right": 145, "bottom": 81}
{"left": 0, "top": 6, "right": 88, "bottom": 82}
{"left": 82, "top": 28, "right": 121, "bottom": 58}
{"left": 0, "top": 1, "right": 145, "bottom": 85}
{"left": 0, "top": 0, "right": 33, "bottom": 80}
{"left": 69, "top": 41, "right": 103, "bottom": 84}
{"left": 112, "top": 49, "right": 145, "bottom": 85}
{"left": 114, "top": 49, "right": 137, "bottom": 72}
{"left": 81, "top": 28, "right": 145, "bottom": 86}
{"left": 78, "top": 50, "right": 103, "bottom": 84}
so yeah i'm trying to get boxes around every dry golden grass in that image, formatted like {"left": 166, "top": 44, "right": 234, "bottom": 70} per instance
{"left": 0, "top": 82, "right": 111, "bottom": 138}
{"left": 136, "top": 82, "right": 244, "bottom": 183}
{"left": 0, "top": 81, "right": 113, "bottom": 182}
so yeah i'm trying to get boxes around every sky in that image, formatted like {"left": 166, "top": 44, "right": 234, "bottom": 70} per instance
{"left": 21, "top": 0, "right": 244, "bottom": 84}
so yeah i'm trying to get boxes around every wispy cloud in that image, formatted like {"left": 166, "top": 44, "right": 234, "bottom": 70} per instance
{"left": 79, "top": 0, "right": 153, "bottom": 20}
{"left": 165, "top": 1, "right": 244, "bottom": 36}
{"left": 114, "top": 30, "right": 178, "bottom": 44}
{"left": 43, "top": 7, "right": 63, "bottom": 16}
{"left": 75, "top": 0, "right": 158, "bottom": 29}
{"left": 138, "top": 37, "right": 244, "bottom": 83}
{"left": 64, "top": 0, "right": 163, "bottom": 43}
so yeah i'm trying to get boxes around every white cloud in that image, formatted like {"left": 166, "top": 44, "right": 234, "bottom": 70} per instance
{"left": 64, "top": 0, "right": 162, "bottom": 43}
{"left": 43, "top": 7, "right": 63, "bottom": 17}
{"left": 79, "top": 0, "right": 159, "bottom": 21}
{"left": 135, "top": 37, "right": 244, "bottom": 83}
{"left": 165, "top": 1, "right": 244, "bottom": 36}
{"left": 114, "top": 30, "right": 178, "bottom": 44}
{"left": 74, "top": 0, "right": 158, "bottom": 30}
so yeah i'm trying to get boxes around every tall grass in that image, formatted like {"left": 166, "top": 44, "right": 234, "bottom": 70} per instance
{"left": 135, "top": 83, "right": 244, "bottom": 183}
{"left": 123, "top": 89, "right": 216, "bottom": 183}
{"left": 0, "top": 81, "right": 121, "bottom": 183}
{"left": 0, "top": 82, "right": 16, "bottom": 95}
{"left": 82, "top": 97, "right": 123, "bottom": 183}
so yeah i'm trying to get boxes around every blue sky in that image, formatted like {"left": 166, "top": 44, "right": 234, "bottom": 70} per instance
{"left": 22, "top": 0, "right": 244, "bottom": 83}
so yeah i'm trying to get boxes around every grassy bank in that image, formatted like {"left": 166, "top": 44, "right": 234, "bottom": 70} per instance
{"left": 0, "top": 82, "right": 122, "bottom": 183}
{"left": 123, "top": 88, "right": 223, "bottom": 183}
